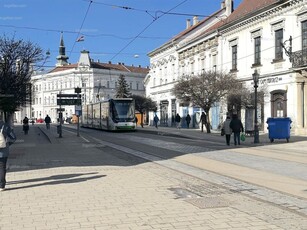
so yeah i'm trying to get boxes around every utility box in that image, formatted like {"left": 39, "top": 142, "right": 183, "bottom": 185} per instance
{"left": 266, "top": 117, "right": 292, "bottom": 142}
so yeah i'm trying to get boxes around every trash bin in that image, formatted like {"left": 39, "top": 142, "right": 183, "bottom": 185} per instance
{"left": 266, "top": 117, "right": 292, "bottom": 143}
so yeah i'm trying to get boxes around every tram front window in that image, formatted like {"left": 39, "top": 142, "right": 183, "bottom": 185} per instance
{"left": 111, "top": 100, "right": 135, "bottom": 122}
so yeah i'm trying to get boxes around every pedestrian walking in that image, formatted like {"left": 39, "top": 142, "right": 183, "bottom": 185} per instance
{"left": 135, "top": 116, "right": 138, "bottom": 127}
{"left": 0, "top": 115, "right": 17, "bottom": 191}
{"left": 22, "top": 116, "right": 29, "bottom": 135}
{"left": 200, "top": 112, "right": 207, "bottom": 132}
{"left": 229, "top": 114, "right": 244, "bottom": 145}
{"left": 44, "top": 115, "right": 51, "bottom": 130}
{"left": 222, "top": 115, "right": 232, "bottom": 146}
{"left": 175, "top": 113, "right": 181, "bottom": 129}
{"left": 153, "top": 114, "right": 159, "bottom": 129}
{"left": 186, "top": 114, "right": 191, "bottom": 128}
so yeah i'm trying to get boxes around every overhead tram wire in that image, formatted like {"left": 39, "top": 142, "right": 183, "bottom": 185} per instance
{"left": 110, "top": 0, "right": 189, "bottom": 61}
{"left": 69, "top": 0, "right": 93, "bottom": 58}
{"left": 84, "top": 0, "right": 216, "bottom": 18}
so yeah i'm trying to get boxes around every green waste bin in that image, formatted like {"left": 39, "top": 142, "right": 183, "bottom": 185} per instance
{"left": 266, "top": 117, "right": 292, "bottom": 143}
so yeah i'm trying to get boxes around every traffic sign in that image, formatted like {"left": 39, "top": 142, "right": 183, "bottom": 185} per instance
{"left": 57, "top": 94, "right": 80, "bottom": 98}
{"left": 57, "top": 98, "right": 81, "bottom": 106}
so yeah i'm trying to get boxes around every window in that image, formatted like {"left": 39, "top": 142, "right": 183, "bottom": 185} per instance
{"left": 136, "top": 82, "right": 139, "bottom": 90}
{"left": 302, "top": 20, "right": 307, "bottom": 50}
{"left": 275, "top": 29, "right": 283, "bottom": 60}
{"left": 231, "top": 45, "right": 237, "bottom": 70}
{"left": 130, "top": 82, "right": 132, "bottom": 89}
{"left": 254, "top": 37, "right": 261, "bottom": 65}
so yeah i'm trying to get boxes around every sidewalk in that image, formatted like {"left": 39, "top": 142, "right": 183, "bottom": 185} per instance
{"left": 136, "top": 124, "right": 307, "bottom": 146}
{"left": 0, "top": 124, "right": 306, "bottom": 229}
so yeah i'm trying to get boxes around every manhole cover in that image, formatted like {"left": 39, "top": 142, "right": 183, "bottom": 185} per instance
{"left": 185, "top": 196, "right": 230, "bottom": 209}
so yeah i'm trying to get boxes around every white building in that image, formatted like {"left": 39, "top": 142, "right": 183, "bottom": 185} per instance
{"left": 218, "top": 0, "right": 307, "bottom": 135}
{"left": 145, "top": 0, "right": 234, "bottom": 127}
{"left": 16, "top": 36, "right": 149, "bottom": 123}
{"left": 145, "top": 0, "right": 307, "bottom": 135}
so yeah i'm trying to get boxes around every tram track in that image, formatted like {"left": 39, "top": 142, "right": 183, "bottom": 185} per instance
{"left": 75, "top": 128, "right": 307, "bottom": 218}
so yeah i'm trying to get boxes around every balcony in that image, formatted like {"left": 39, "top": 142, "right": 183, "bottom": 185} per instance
{"left": 292, "top": 49, "right": 307, "bottom": 68}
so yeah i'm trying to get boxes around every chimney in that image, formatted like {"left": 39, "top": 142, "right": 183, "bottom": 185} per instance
{"left": 221, "top": 0, "right": 225, "bottom": 9}
{"left": 186, "top": 19, "right": 191, "bottom": 29}
{"left": 138, "top": 65, "right": 141, "bottom": 68}
{"left": 193, "top": 16, "right": 199, "bottom": 25}
{"left": 223, "top": 0, "right": 233, "bottom": 16}
{"left": 108, "top": 61, "right": 111, "bottom": 64}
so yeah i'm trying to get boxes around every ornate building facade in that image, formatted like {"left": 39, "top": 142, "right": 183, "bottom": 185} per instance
{"left": 145, "top": 0, "right": 307, "bottom": 135}
{"left": 145, "top": 0, "right": 234, "bottom": 128}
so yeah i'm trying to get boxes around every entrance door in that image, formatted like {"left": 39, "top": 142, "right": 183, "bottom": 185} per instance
{"left": 271, "top": 90, "right": 287, "bottom": 117}
{"left": 160, "top": 101, "right": 169, "bottom": 126}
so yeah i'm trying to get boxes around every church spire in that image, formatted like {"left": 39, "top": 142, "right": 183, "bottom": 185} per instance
{"left": 56, "top": 32, "right": 69, "bottom": 66}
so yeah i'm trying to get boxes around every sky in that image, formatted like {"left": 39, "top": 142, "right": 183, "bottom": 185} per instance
{"left": 1, "top": 0, "right": 242, "bottom": 70}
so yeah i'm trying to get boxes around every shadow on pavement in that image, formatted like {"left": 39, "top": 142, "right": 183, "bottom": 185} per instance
{"left": 5, "top": 172, "right": 105, "bottom": 191}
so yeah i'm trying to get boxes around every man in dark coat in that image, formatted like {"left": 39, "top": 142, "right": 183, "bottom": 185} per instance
{"left": 185, "top": 114, "right": 191, "bottom": 128}
{"left": 200, "top": 112, "right": 207, "bottom": 132}
{"left": 229, "top": 114, "right": 244, "bottom": 145}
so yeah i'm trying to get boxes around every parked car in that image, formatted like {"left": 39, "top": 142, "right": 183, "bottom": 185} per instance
{"left": 36, "top": 118, "right": 44, "bottom": 123}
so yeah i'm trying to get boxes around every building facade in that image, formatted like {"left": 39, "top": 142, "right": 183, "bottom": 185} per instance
{"left": 145, "top": 0, "right": 234, "bottom": 128}
{"left": 145, "top": 0, "right": 307, "bottom": 135}
{"left": 219, "top": 0, "right": 307, "bottom": 135}
{"left": 16, "top": 37, "right": 148, "bottom": 123}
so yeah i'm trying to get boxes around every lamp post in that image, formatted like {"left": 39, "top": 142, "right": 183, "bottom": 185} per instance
{"left": 253, "top": 70, "right": 260, "bottom": 144}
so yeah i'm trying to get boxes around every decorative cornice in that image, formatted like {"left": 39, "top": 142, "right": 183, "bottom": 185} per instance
{"left": 220, "top": 0, "right": 302, "bottom": 36}
{"left": 296, "top": 5, "right": 307, "bottom": 23}
{"left": 270, "top": 18, "right": 285, "bottom": 33}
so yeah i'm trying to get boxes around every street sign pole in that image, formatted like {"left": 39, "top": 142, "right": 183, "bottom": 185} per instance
{"left": 75, "top": 87, "right": 82, "bottom": 137}
{"left": 56, "top": 91, "right": 82, "bottom": 137}
{"left": 59, "top": 100, "right": 63, "bottom": 138}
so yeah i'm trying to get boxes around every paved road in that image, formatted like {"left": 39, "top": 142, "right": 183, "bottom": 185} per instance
{"left": 0, "top": 124, "right": 306, "bottom": 230}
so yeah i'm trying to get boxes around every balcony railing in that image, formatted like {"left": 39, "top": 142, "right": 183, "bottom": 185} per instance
{"left": 292, "top": 48, "right": 307, "bottom": 68}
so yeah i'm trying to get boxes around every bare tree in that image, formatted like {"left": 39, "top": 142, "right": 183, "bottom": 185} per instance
{"left": 0, "top": 35, "right": 43, "bottom": 120}
{"left": 172, "top": 70, "right": 241, "bottom": 133}
{"left": 227, "top": 83, "right": 267, "bottom": 113}
{"left": 131, "top": 94, "right": 157, "bottom": 127}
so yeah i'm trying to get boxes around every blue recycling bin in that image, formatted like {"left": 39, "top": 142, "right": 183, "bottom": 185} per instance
{"left": 266, "top": 117, "right": 292, "bottom": 143}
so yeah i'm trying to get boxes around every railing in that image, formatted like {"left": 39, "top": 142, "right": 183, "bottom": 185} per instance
{"left": 292, "top": 49, "right": 307, "bottom": 68}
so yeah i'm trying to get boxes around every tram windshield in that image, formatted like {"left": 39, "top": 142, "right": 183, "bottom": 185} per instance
{"left": 110, "top": 100, "right": 135, "bottom": 122}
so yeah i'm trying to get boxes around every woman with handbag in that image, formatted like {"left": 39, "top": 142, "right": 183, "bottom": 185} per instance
{"left": 222, "top": 115, "right": 232, "bottom": 146}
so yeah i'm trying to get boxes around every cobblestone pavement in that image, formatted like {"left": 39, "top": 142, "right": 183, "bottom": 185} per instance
{"left": 0, "top": 124, "right": 306, "bottom": 230}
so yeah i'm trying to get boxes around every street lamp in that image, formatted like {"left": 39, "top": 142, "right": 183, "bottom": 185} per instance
{"left": 253, "top": 70, "right": 260, "bottom": 144}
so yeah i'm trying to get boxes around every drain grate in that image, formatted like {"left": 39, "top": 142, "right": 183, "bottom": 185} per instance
{"left": 185, "top": 196, "right": 230, "bottom": 209}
